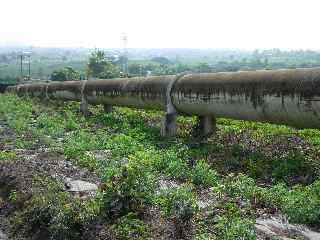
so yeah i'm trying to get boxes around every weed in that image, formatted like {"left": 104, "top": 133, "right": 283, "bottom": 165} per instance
{"left": 156, "top": 184, "right": 199, "bottom": 239}
{"left": 156, "top": 184, "right": 199, "bottom": 223}
{"left": 220, "top": 174, "right": 256, "bottom": 200}
{"left": 0, "top": 150, "right": 16, "bottom": 161}
{"left": 271, "top": 151, "right": 308, "bottom": 182}
{"left": 8, "top": 190, "right": 18, "bottom": 203}
{"left": 36, "top": 113, "right": 63, "bottom": 136}
{"left": 214, "top": 203, "right": 256, "bottom": 240}
{"left": 102, "top": 151, "right": 156, "bottom": 216}
{"left": 280, "top": 180, "right": 320, "bottom": 225}
{"left": 111, "top": 212, "right": 149, "bottom": 240}
{"left": 191, "top": 160, "right": 219, "bottom": 187}
{"left": 15, "top": 138, "right": 33, "bottom": 149}
{"left": 63, "top": 130, "right": 100, "bottom": 158}
{"left": 12, "top": 179, "right": 100, "bottom": 240}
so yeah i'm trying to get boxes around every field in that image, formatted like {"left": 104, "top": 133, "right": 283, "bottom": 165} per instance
{"left": 0, "top": 93, "right": 320, "bottom": 239}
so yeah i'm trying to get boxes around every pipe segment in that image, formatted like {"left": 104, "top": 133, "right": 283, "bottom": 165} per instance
{"left": 6, "top": 68, "right": 320, "bottom": 129}
{"left": 83, "top": 75, "right": 176, "bottom": 110}
{"left": 171, "top": 68, "right": 320, "bottom": 129}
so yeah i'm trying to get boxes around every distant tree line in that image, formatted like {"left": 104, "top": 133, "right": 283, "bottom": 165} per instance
{"left": 3, "top": 48, "right": 320, "bottom": 82}
{"left": 50, "top": 67, "right": 82, "bottom": 81}
{"left": 0, "top": 76, "right": 18, "bottom": 84}
{"left": 49, "top": 49, "right": 121, "bottom": 81}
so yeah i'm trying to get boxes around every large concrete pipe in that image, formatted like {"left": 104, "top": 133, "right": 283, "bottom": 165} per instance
{"left": 6, "top": 68, "right": 320, "bottom": 136}
{"left": 14, "top": 81, "right": 83, "bottom": 101}
{"left": 172, "top": 68, "right": 320, "bottom": 129}
{"left": 9, "top": 76, "right": 175, "bottom": 110}
{"left": 83, "top": 75, "right": 176, "bottom": 110}
{"left": 0, "top": 84, "right": 13, "bottom": 93}
{"left": 6, "top": 76, "right": 178, "bottom": 135}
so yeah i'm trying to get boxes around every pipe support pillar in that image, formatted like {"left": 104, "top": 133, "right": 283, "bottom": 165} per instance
{"left": 193, "top": 116, "right": 216, "bottom": 138}
{"left": 80, "top": 97, "right": 89, "bottom": 116}
{"left": 103, "top": 104, "right": 113, "bottom": 113}
{"left": 160, "top": 75, "right": 180, "bottom": 137}
{"left": 161, "top": 113, "right": 177, "bottom": 137}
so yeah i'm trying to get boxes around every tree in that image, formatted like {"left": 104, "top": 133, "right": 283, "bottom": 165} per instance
{"left": 99, "top": 62, "right": 121, "bottom": 79}
{"left": 50, "top": 67, "right": 80, "bottom": 81}
{"left": 129, "top": 63, "right": 144, "bottom": 76}
{"left": 86, "top": 49, "right": 120, "bottom": 79}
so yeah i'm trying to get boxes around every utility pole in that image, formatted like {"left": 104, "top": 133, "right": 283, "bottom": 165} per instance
{"left": 18, "top": 51, "right": 32, "bottom": 82}
{"left": 20, "top": 54, "right": 23, "bottom": 80}
{"left": 121, "top": 32, "right": 129, "bottom": 77}
{"left": 27, "top": 54, "right": 31, "bottom": 80}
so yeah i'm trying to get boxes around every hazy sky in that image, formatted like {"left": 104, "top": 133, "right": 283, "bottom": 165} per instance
{"left": 1, "top": 0, "right": 320, "bottom": 49}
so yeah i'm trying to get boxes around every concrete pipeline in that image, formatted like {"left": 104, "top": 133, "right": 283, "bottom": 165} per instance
{"left": 6, "top": 68, "right": 320, "bottom": 136}
{"left": 0, "top": 83, "right": 13, "bottom": 93}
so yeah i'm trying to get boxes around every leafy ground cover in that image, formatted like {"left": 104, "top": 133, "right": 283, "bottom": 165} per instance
{"left": 0, "top": 92, "right": 320, "bottom": 239}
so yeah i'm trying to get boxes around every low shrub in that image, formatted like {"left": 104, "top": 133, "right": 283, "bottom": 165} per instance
{"left": 111, "top": 212, "right": 149, "bottom": 240}
{"left": 156, "top": 185, "right": 199, "bottom": 239}
{"left": 156, "top": 184, "right": 199, "bottom": 222}
{"left": 0, "top": 150, "right": 16, "bottom": 161}
{"left": 214, "top": 203, "right": 256, "bottom": 240}
{"left": 63, "top": 130, "right": 100, "bottom": 158}
{"left": 101, "top": 151, "right": 156, "bottom": 216}
{"left": 220, "top": 174, "right": 256, "bottom": 200}
{"left": 12, "top": 180, "right": 100, "bottom": 240}
{"left": 280, "top": 180, "right": 320, "bottom": 225}
{"left": 190, "top": 160, "right": 219, "bottom": 187}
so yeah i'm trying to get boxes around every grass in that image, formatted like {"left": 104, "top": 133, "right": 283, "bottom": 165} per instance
{"left": 0, "top": 92, "right": 320, "bottom": 239}
{"left": 0, "top": 150, "right": 16, "bottom": 162}
{"left": 11, "top": 177, "right": 102, "bottom": 240}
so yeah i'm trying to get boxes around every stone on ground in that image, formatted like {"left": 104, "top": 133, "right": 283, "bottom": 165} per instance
{"left": 255, "top": 216, "right": 320, "bottom": 240}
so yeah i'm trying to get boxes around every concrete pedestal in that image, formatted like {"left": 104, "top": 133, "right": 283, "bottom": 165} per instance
{"left": 161, "top": 113, "right": 177, "bottom": 137}
{"left": 200, "top": 116, "right": 216, "bottom": 136}
{"left": 103, "top": 104, "right": 113, "bottom": 113}
{"left": 193, "top": 116, "right": 216, "bottom": 138}
{"left": 80, "top": 98, "right": 89, "bottom": 116}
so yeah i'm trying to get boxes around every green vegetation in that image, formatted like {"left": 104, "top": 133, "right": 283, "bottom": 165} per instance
{"left": 102, "top": 152, "right": 156, "bottom": 216}
{"left": 0, "top": 92, "right": 320, "bottom": 239}
{"left": 191, "top": 160, "right": 219, "bottom": 187}
{"left": 86, "top": 49, "right": 121, "bottom": 79}
{"left": 110, "top": 213, "right": 149, "bottom": 240}
{"left": 0, "top": 151, "right": 16, "bottom": 161}
{"left": 213, "top": 202, "right": 256, "bottom": 240}
{"left": 157, "top": 185, "right": 199, "bottom": 238}
{"left": 3, "top": 47, "right": 320, "bottom": 82}
{"left": 50, "top": 67, "right": 81, "bottom": 81}
{"left": 12, "top": 178, "right": 102, "bottom": 240}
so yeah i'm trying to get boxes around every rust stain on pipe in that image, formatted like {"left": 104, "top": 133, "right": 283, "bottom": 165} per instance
{"left": 172, "top": 68, "right": 320, "bottom": 128}
{"left": 84, "top": 75, "right": 176, "bottom": 110}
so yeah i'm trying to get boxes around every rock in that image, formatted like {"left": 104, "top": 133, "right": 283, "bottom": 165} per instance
{"left": 255, "top": 215, "right": 320, "bottom": 240}
{"left": 156, "top": 179, "right": 181, "bottom": 194}
{"left": 64, "top": 178, "right": 98, "bottom": 193}
{"left": 85, "top": 150, "right": 111, "bottom": 159}
{"left": 197, "top": 193, "right": 216, "bottom": 210}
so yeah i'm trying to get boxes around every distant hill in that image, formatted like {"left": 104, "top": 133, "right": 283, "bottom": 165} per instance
{"left": 150, "top": 56, "right": 172, "bottom": 65}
